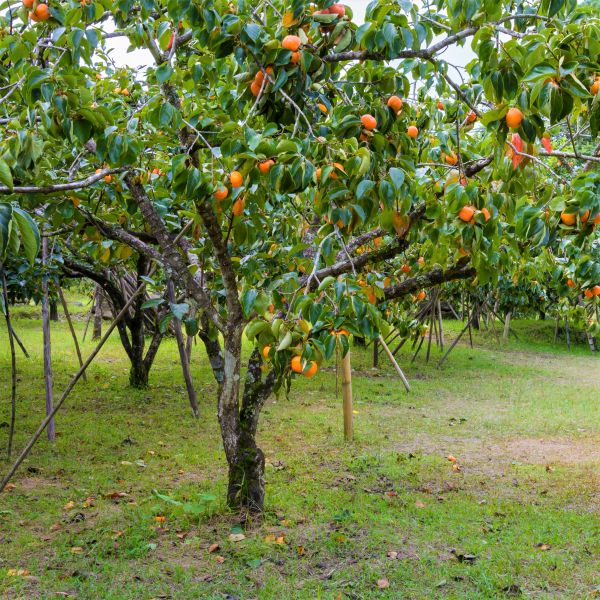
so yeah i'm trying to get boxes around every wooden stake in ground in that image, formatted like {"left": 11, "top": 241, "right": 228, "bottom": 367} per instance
{"left": 41, "top": 237, "right": 55, "bottom": 442}
{"left": 167, "top": 280, "right": 199, "bottom": 418}
{"left": 57, "top": 287, "right": 87, "bottom": 383}
{"left": 92, "top": 285, "right": 103, "bottom": 340}
{"left": 378, "top": 335, "right": 411, "bottom": 392}
{"left": 341, "top": 350, "right": 353, "bottom": 441}
{"left": 1, "top": 267, "right": 17, "bottom": 459}
{"left": 0, "top": 283, "right": 146, "bottom": 493}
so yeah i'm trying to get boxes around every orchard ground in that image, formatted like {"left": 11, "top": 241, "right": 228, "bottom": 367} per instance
{"left": 0, "top": 296, "right": 598, "bottom": 599}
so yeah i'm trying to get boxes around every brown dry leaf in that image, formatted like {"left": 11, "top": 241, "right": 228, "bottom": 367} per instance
{"left": 177, "top": 469, "right": 184, "bottom": 474}
{"left": 452, "top": 463, "right": 462, "bottom": 472}
{"left": 264, "top": 534, "right": 277, "bottom": 543}
{"left": 154, "top": 516, "right": 166, "bottom": 523}
{"left": 215, "top": 555, "right": 225, "bottom": 564}
{"left": 4, "top": 483, "right": 16, "bottom": 492}
{"left": 70, "top": 547, "right": 84, "bottom": 554}
{"left": 275, "top": 535, "right": 286, "bottom": 545}
{"left": 208, "top": 543, "right": 220, "bottom": 553}
{"left": 104, "top": 491, "right": 128, "bottom": 500}
{"left": 387, "top": 551, "right": 398, "bottom": 559}
{"left": 82, "top": 496, "right": 95, "bottom": 508}
{"left": 49, "top": 523, "right": 62, "bottom": 532}
{"left": 535, "top": 543, "right": 551, "bottom": 551}
{"left": 377, "top": 578, "right": 390, "bottom": 589}
{"left": 279, "top": 519, "right": 292, "bottom": 527}
{"left": 385, "top": 491, "right": 398, "bottom": 497}
{"left": 7, "top": 569, "right": 30, "bottom": 577}
{"left": 296, "top": 545, "right": 305, "bottom": 556}
{"left": 229, "top": 533, "right": 246, "bottom": 542}
{"left": 415, "top": 500, "right": 426, "bottom": 508}
{"left": 63, "top": 501, "right": 75, "bottom": 510}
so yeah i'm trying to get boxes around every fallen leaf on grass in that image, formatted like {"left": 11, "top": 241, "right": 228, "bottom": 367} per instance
{"left": 452, "top": 463, "right": 462, "bottom": 472}
{"left": 228, "top": 533, "right": 246, "bottom": 542}
{"left": 377, "top": 578, "right": 390, "bottom": 589}
{"left": 49, "top": 523, "right": 61, "bottom": 532}
{"left": 3, "top": 484, "right": 16, "bottom": 492}
{"left": 154, "top": 516, "right": 166, "bottom": 524}
{"left": 385, "top": 491, "right": 398, "bottom": 497}
{"left": 450, "top": 549, "right": 477, "bottom": 563}
{"left": 275, "top": 535, "right": 286, "bottom": 545}
{"left": 215, "top": 555, "right": 225, "bottom": 564}
{"left": 296, "top": 546, "right": 305, "bottom": 556}
{"left": 387, "top": 551, "right": 398, "bottom": 559}
{"left": 7, "top": 569, "right": 30, "bottom": 577}
{"left": 208, "top": 543, "right": 220, "bottom": 553}
{"left": 63, "top": 501, "right": 75, "bottom": 510}
{"left": 415, "top": 500, "right": 426, "bottom": 509}
{"left": 104, "top": 491, "right": 128, "bottom": 501}
{"left": 70, "top": 547, "right": 84, "bottom": 554}
{"left": 535, "top": 543, "right": 551, "bottom": 551}
{"left": 82, "top": 497, "right": 95, "bottom": 508}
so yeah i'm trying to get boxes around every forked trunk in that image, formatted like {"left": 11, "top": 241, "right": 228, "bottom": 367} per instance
{"left": 226, "top": 435, "right": 266, "bottom": 512}
{"left": 129, "top": 360, "right": 149, "bottom": 388}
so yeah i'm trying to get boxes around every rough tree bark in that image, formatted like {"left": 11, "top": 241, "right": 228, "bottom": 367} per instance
{"left": 92, "top": 285, "right": 103, "bottom": 340}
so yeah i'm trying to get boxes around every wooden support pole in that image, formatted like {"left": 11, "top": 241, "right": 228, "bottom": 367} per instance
{"left": 167, "top": 280, "right": 199, "bottom": 418}
{"left": 1, "top": 268, "right": 17, "bottom": 459}
{"left": 379, "top": 335, "right": 410, "bottom": 392}
{"left": 503, "top": 311, "right": 511, "bottom": 340}
{"left": 373, "top": 338, "right": 379, "bottom": 368}
{"left": 41, "top": 237, "right": 55, "bottom": 442}
{"left": 341, "top": 350, "right": 353, "bottom": 441}
{"left": 0, "top": 283, "right": 146, "bottom": 493}
{"left": 57, "top": 287, "right": 87, "bottom": 382}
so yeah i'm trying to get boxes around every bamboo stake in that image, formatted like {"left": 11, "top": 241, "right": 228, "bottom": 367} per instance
{"left": 341, "top": 350, "right": 353, "bottom": 441}
{"left": 167, "top": 280, "right": 199, "bottom": 418}
{"left": 0, "top": 283, "right": 146, "bottom": 493}
{"left": 503, "top": 311, "right": 511, "bottom": 340}
{"left": 41, "top": 237, "right": 55, "bottom": 442}
{"left": 57, "top": 287, "right": 87, "bottom": 382}
{"left": 379, "top": 335, "right": 410, "bottom": 392}
{"left": 1, "top": 268, "right": 17, "bottom": 459}
{"left": 82, "top": 293, "right": 94, "bottom": 342}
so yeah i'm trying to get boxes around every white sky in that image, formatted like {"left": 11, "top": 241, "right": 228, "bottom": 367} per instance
{"left": 105, "top": 1, "right": 473, "bottom": 70}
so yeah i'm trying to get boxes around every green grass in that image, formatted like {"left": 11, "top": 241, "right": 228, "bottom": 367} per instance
{"left": 0, "top": 298, "right": 598, "bottom": 599}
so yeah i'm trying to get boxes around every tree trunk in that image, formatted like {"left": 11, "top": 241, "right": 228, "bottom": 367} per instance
{"left": 49, "top": 300, "right": 59, "bottom": 322}
{"left": 226, "top": 435, "right": 266, "bottom": 512}
{"left": 92, "top": 286, "right": 103, "bottom": 340}
{"left": 129, "top": 359, "right": 149, "bottom": 388}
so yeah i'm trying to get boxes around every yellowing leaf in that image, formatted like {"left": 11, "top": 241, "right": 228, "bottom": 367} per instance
{"left": 63, "top": 501, "right": 75, "bottom": 510}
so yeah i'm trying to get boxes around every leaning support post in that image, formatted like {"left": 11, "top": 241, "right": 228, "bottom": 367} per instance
{"left": 41, "top": 237, "right": 55, "bottom": 442}
{"left": 1, "top": 268, "right": 17, "bottom": 459}
{"left": 57, "top": 287, "right": 87, "bottom": 382}
{"left": 503, "top": 311, "right": 511, "bottom": 340}
{"left": 167, "top": 280, "right": 199, "bottom": 418}
{"left": 341, "top": 350, "right": 353, "bottom": 441}
{"left": 379, "top": 335, "right": 411, "bottom": 393}
{"left": 0, "top": 283, "right": 146, "bottom": 493}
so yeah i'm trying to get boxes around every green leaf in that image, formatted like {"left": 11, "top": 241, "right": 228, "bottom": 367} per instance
{"left": 141, "top": 298, "right": 165, "bottom": 309}
{"left": 170, "top": 302, "right": 189, "bottom": 320}
{"left": 0, "top": 203, "right": 13, "bottom": 258}
{"left": 12, "top": 207, "right": 40, "bottom": 265}
{"left": 156, "top": 63, "right": 174, "bottom": 84}
{"left": 0, "top": 160, "right": 13, "bottom": 191}
{"left": 241, "top": 289, "right": 258, "bottom": 318}
{"left": 389, "top": 167, "right": 405, "bottom": 191}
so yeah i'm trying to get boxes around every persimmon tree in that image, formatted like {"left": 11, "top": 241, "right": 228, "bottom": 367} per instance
{"left": 1, "top": 0, "right": 599, "bottom": 513}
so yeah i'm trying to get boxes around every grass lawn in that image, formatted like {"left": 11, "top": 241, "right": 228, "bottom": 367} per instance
{"left": 0, "top": 298, "right": 598, "bottom": 599}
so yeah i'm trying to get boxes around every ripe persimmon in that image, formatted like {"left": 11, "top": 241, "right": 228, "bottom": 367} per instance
{"left": 505, "top": 107, "right": 523, "bottom": 129}
{"left": 328, "top": 3, "right": 346, "bottom": 17}
{"left": 387, "top": 95, "right": 403, "bottom": 112}
{"left": 30, "top": 3, "right": 50, "bottom": 21}
{"left": 232, "top": 198, "right": 245, "bottom": 216}
{"left": 262, "top": 345, "right": 271, "bottom": 359}
{"left": 290, "top": 51, "right": 301, "bottom": 64}
{"left": 401, "top": 264, "right": 410, "bottom": 274}
{"left": 304, "top": 361, "right": 318, "bottom": 377}
{"left": 458, "top": 205, "right": 476, "bottom": 222}
{"left": 291, "top": 355, "right": 303, "bottom": 373}
{"left": 591, "top": 79, "right": 600, "bottom": 95}
{"left": 361, "top": 114, "right": 377, "bottom": 130}
{"left": 282, "top": 35, "right": 301, "bottom": 51}
{"left": 466, "top": 111, "right": 477, "bottom": 123}
{"left": 560, "top": 212, "right": 576, "bottom": 226}
{"left": 318, "top": 103, "right": 328, "bottom": 114}
{"left": 229, "top": 171, "right": 243, "bottom": 188}
{"left": 481, "top": 207, "right": 491, "bottom": 221}
{"left": 23, "top": 0, "right": 34, "bottom": 7}
{"left": 214, "top": 185, "right": 229, "bottom": 200}
{"left": 258, "top": 159, "right": 274, "bottom": 173}
{"left": 407, "top": 125, "right": 418, "bottom": 138}
{"left": 567, "top": 278, "right": 575, "bottom": 288}
{"left": 593, "top": 285, "right": 600, "bottom": 296}
{"left": 416, "top": 290, "right": 426, "bottom": 301}
{"left": 584, "top": 288, "right": 594, "bottom": 299}
{"left": 437, "top": 100, "right": 444, "bottom": 110}
{"left": 443, "top": 152, "right": 458, "bottom": 166}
